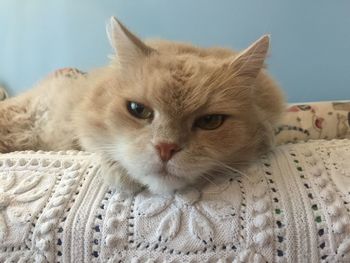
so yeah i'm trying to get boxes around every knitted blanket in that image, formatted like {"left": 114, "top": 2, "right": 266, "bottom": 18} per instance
{"left": 0, "top": 139, "right": 349, "bottom": 262}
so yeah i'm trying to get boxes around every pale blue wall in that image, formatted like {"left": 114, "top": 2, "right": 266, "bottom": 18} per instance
{"left": 0, "top": 0, "right": 349, "bottom": 102}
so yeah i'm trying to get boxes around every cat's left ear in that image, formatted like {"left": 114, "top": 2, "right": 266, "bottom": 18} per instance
{"left": 230, "top": 35, "right": 270, "bottom": 80}
{"left": 107, "top": 17, "right": 154, "bottom": 67}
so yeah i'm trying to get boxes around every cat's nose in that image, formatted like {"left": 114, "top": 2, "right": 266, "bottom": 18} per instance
{"left": 155, "top": 142, "right": 181, "bottom": 162}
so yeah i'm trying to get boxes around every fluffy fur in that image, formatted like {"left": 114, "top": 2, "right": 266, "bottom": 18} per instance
{"left": 0, "top": 17, "right": 284, "bottom": 193}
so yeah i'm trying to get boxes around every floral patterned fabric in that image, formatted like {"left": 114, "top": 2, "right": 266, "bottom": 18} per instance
{"left": 276, "top": 101, "right": 350, "bottom": 145}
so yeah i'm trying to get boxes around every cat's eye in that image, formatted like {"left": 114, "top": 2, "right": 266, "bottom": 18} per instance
{"left": 194, "top": 114, "right": 226, "bottom": 130}
{"left": 127, "top": 101, "right": 153, "bottom": 120}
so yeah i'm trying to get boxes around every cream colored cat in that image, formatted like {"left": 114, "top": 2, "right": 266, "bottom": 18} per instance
{"left": 0, "top": 17, "right": 284, "bottom": 193}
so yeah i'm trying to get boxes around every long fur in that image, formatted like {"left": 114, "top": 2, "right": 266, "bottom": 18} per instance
{"left": 0, "top": 18, "right": 284, "bottom": 193}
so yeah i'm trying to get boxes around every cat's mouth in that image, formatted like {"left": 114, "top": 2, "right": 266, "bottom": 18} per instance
{"left": 156, "top": 165, "right": 171, "bottom": 176}
{"left": 155, "top": 164, "right": 180, "bottom": 178}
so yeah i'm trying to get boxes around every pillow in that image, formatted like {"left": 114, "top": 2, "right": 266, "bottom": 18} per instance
{"left": 275, "top": 101, "right": 350, "bottom": 145}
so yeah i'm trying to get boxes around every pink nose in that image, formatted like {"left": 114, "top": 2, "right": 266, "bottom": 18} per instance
{"left": 155, "top": 142, "right": 180, "bottom": 162}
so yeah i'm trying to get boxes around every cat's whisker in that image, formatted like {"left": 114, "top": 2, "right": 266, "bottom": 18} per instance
{"left": 200, "top": 170, "right": 238, "bottom": 194}
{"left": 209, "top": 166, "right": 255, "bottom": 185}
{"left": 198, "top": 157, "right": 255, "bottom": 184}
{"left": 199, "top": 155, "right": 252, "bottom": 168}
{"left": 199, "top": 173, "right": 220, "bottom": 187}
{"left": 94, "top": 144, "right": 118, "bottom": 152}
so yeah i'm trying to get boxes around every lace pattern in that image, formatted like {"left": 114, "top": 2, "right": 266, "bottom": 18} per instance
{"left": 0, "top": 140, "right": 349, "bottom": 262}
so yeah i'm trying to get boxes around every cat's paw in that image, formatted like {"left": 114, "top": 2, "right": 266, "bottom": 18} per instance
{"left": 99, "top": 157, "right": 144, "bottom": 195}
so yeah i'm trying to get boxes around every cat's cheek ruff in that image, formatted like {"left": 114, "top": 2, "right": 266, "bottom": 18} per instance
{"left": 128, "top": 162, "right": 207, "bottom": 194}
{"left": 122, "top": 161, "right": 189, "bottom": 194}
{"left": 111, "top": 143, "right": 195, "bottom": 193}
{"left": 111, "top": 142, "right": 161, "bottom": 188}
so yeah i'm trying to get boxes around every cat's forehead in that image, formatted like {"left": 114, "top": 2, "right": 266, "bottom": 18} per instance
{"left": 156, "top": 54, "right": 222, "bottom": 74}
{"left": 142, "top": 56, "right": 233, "bottom": 117}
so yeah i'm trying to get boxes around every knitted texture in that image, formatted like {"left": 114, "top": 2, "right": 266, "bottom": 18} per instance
{"left": 0, "top": 140, "right": 349, "bottom": 262}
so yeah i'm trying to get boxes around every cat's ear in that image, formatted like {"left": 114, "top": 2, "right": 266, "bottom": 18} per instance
{"left": 230, "top": 35, "right": 270, "bottom": 79}
{"left": 107, "top": 17, "right": 154, "bottom": 67}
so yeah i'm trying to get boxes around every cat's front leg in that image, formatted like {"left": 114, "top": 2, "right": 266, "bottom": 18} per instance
{"left": 99, "top": 156, "right": 144, "bottom": 194}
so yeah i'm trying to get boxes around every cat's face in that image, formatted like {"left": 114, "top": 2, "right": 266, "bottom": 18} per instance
{"left": 79, "top": 18, "right": 272, "bottom": 193}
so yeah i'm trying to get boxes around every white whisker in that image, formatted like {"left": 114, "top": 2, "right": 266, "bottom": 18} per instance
{"left": 199, "top": 174, "right": 219, "bottom": 187}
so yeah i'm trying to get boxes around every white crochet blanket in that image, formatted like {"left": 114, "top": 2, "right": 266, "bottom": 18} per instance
{"left": 0, "top": 139, "right": 350, "bottom": 262}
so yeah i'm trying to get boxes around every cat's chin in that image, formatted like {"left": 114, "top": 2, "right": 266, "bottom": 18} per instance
{"left": 133, "top": 170, "right": 191, "bottom": 194}
{"left": 145, "top": 175, "right": 189, "bottom": 194}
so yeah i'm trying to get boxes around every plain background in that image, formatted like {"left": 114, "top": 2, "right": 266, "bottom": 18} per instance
{"left": 0, "top": 0, "right": 349, "bottom": 102}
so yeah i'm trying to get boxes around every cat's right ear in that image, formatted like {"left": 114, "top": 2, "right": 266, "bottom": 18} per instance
{"left": 229, "top": 35, "right": 270, "bottom": 80}
{"left": 107, "top": 17, "right": 154, "bottom": 67}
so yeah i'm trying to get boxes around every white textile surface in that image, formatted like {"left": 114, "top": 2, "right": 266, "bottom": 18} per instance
{"left": 0, "top": 140, "right": 349, "bottom": 262}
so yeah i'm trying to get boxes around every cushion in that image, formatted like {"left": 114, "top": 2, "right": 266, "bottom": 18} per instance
{"left": 0, "top": 139, "right": 349, "bottom": 262}
{"left": 275, "top": 101, "right": 350, "bottom": 144}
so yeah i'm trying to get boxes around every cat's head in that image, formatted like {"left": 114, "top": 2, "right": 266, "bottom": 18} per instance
{"left": 78, "top": 17, "right": 279, "bottom": 193}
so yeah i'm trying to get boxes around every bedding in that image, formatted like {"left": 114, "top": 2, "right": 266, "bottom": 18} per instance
{"left": 0, "top": 141, "right": 349, "bottom": 262}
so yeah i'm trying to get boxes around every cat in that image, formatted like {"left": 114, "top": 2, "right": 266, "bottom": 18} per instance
{"left": 0, "top": 17, "right": 284, "bottom": 194}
